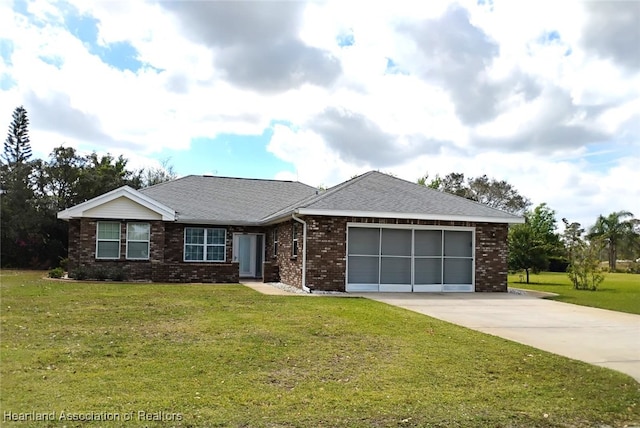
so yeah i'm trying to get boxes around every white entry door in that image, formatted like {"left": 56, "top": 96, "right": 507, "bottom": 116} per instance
{"left": 233, "top": 234, "right": 257, "bottom": 277}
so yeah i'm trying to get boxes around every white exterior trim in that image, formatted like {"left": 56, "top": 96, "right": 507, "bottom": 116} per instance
{"left": 232, "top": 233, "right": 266, "bottom": 278}
{"left": 292, "top": 214, "right": 308, "bottom": 291}
{"left": 183, "top": 227, "right": 227, "bottom": 263}
{"left": 346, "top": 222, "right": 476, "bottom": 231}
{"left": 57, "top": 186, "right": 175, "bottom": 221}
{"left": 95, "top": 221, "right": 121, "bottom": 260}
{"left": 125, "top": 222, "right": 151, "bottom": 260}
{"left": 298, "top": 208, "right": 523, "bottom": 224}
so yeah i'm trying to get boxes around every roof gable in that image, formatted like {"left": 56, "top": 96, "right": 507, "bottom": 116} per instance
{"left": 57, "top": 186, "right": 176, "bottom": 221}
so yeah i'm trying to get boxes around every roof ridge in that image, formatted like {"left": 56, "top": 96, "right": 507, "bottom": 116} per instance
{"left": 298, "top": 171, "right": 375, "bottom": 208}
{"left": 140, "top": 175, "right": 195, "bottom": 191}
{"left": 199, "top": 175, "right": 310, "bottom": 185}
{"left": 140, "top": 174, "right": 316, "bottom": 193}
{"left": 259, "top": 171, "right": 382, "bottom": 222}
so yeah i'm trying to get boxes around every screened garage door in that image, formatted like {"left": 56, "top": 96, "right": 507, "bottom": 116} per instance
{"left": 346, "top": 225, "right": 474, "bottom": 292}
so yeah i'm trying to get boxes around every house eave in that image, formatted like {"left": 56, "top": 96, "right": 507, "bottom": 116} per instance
{"left": 295, "top": 208, "right": 525, "bottom": 224}
{"left": 177, "top": 218, "right": 263, "bottom": 226}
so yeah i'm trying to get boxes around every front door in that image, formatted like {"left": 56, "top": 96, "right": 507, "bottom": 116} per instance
{"left": 234, "top": 234, "right": 257, "bottom": 277}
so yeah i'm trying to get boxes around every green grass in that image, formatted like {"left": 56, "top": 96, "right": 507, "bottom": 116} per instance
{"left": 509, "top": 271, "right": 640, "bottom": 315}
{"left": 2, "top": 271, "right": 639, "bottom": 427}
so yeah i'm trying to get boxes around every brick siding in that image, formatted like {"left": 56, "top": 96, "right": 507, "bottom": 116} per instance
{"left": 274, "top": 220, "right": 303, "bottom": 288}
{"left": 298, "top": 216, "right": 509, "bottom": 292}
{"left": 68, "top": 216, "right": 509, "bottom": 291}
{"left": 70, "top": 219, "right": 241, "bottom": 283}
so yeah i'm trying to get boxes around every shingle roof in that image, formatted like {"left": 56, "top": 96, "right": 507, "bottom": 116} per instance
{"left": 139, "top": 175, "right": 317, "bottom": 224}
{"left": 262, "top": 171, "right": 523, "bottom": 223}
{"left": 136, "top": 171, "right": 523, "bottom": 225}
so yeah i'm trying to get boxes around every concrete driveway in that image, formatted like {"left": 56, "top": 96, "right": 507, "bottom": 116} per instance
{"left": 359, "top": 292, "right": 640, "bottom": 382}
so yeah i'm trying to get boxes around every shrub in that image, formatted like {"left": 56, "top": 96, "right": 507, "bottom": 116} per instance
{"left": 70, "top": 267, "right": 89, "bottom": 280}
{"left": 548, "top": 256, "right": 569, "bottom": 273}
{"left": 107, "top": 267, "right": 126, "bottom": 282}
{"left": 562, "top": 219, "right": 605, "bottom": 291}
{"left": 68, "top": 266, "right": 128, "bottom": 281}
{"left": 48, "top": 267, "right": 64, "bottom": 278}
{"left": 92, "top": 267, "right": 108, "bottom": 281}
{"left": 59, "top": 257, "right": 69, "bottom": 271}
{"left": 627, "top": 261, "right": 640, "bottom": 274}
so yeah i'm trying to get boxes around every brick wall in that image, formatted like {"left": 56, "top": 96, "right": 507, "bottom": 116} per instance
{"left": 69, "top": 219, "right": 244, "bottom": 283}
{"left": 304, "top": 216, "right": 347, "bottom": 291}
{"left": 274, "top": 220, "right": 303, "bottom": 288}
{"left": 474, "top": 223, "right": 509, "bottom": 292}
{"left": 279, "top": 216, "right": 509, "bottom": 292}
{"left": 67, "top": 219, "right": 80, "bottom": 272}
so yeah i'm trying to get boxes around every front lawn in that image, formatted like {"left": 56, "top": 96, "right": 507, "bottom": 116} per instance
{"left": 509, "top": 271, "right": 640, "bottom": 315}
{"left": 2, "top": 271, "right": 639, "bottom": 427}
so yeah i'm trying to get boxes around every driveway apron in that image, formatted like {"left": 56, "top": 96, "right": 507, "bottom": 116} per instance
{"left": 360, "top": 292, "right": 640, "bottom": 382}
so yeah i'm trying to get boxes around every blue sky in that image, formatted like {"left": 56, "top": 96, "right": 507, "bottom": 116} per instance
{"left": 159, "top": 130, "right": 293, "bottom": 179}
{"left": 0, "top": 0, "right": 638, "bottom": 228}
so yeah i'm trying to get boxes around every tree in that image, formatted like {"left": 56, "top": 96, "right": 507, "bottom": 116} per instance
{"left": 417, "top": 172, "right": 531, "bottom": 215}
{"left": 508, "top": 203, "right": 563, "bottom": 282}
{"left": 466, "top": 175, "right": 531, "bottom": 215}
{"left": 562, "top": 218, "right": 604, "bottom": 291}
{"left": 139, "top": 158, "right": 177, "bottom": 188}
{"left": 508, "top": 222, "right": 548, "bottom": 283}
{"left": 588, "top": 211, "right": 638, "bottom": 271}
{"left": 35, "top": 146, "right": 84, "bottom": 211}
{"left": 1, "top": 106, "right": 41, "bottom": 267}
{"left": 77, "top": 152, "right": 142, "bottom": 199}
{"left": 2, "top": 106, "right": 32, "bottom": 167}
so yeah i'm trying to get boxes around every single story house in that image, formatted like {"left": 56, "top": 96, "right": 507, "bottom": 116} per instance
{"left": 58, "top": 171, "right": 524, "bottom": 292}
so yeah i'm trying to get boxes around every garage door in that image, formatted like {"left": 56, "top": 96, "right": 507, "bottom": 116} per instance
{"left": 346, "top": 225, "right": 474, "bottom": 292}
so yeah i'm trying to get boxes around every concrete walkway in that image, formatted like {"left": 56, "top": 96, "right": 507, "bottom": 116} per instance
{"left": 360, "top": 292, "right": 640, "bottom": 382}
{"left": 241, "top": 280, "right": 294, "bottom": 296}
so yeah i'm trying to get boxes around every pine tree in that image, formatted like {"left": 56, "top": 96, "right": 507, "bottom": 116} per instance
{"left": 3, "top": 106, "right": 32, "bottom": 167}
{"left": 1, "top": 106, "right": 38, "bottom": 267}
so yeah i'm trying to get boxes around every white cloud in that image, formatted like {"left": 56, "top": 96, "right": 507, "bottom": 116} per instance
{"left": 267, "top": 124, "right": 357, "bottom": 187}
{"left": 0, "top": 0, "right": 638, "bottom": 230}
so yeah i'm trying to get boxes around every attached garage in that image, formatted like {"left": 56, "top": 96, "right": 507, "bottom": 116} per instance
{"left": 346, "top": 224, "right": 474, "bottom": 292}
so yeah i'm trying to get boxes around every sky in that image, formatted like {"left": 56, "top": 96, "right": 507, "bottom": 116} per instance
{"left": 0, "top": 0, "right": 638, "bottom": 229}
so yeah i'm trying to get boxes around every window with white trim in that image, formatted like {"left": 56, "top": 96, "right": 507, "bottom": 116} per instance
{"left": 126, "top": 223, "right": 150, "bottom": 259}
{"left": 273, "top": 227, "right": 278, "bottom": 257}
{"left": 184, "top": 227, "right": 226, "bottom": 262}
{"left": 96, "top": 222, "right": 121, "bottom": 259}
{"left": 292, "top": 223, "right": 298, "bottom": 257}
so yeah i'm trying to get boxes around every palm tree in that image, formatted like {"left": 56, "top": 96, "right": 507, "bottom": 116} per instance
{"left": 588, "top": 211, "right": 637, "bottom": 271}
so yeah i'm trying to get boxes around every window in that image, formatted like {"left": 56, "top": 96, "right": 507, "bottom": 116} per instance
{"left": 292, "top": 223, "right": 298, "bottom": 257}
{"left": 184, "top": 228, "right": 226, "bottom": 262}
{"left": 273, "top": 227, "right": 278, "bottom": 257}
{"left": 96, "top": 222, "right": 120, "bottom": 259}
{"left": 127, "top": 223, "right": 150, "bottom": 259}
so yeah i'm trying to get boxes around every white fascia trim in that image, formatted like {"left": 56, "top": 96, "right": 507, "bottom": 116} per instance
{"left": 296, "top": 208, "right": 525, "bottom": 224}
{"left": 57, "top": 186, "right": 176, "bottom": 221}
{"left": 347, "top": 222, "right": 476, "bottom": 231}
{"left": 178, "top": 219, "right": 261, "bottom": 226}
